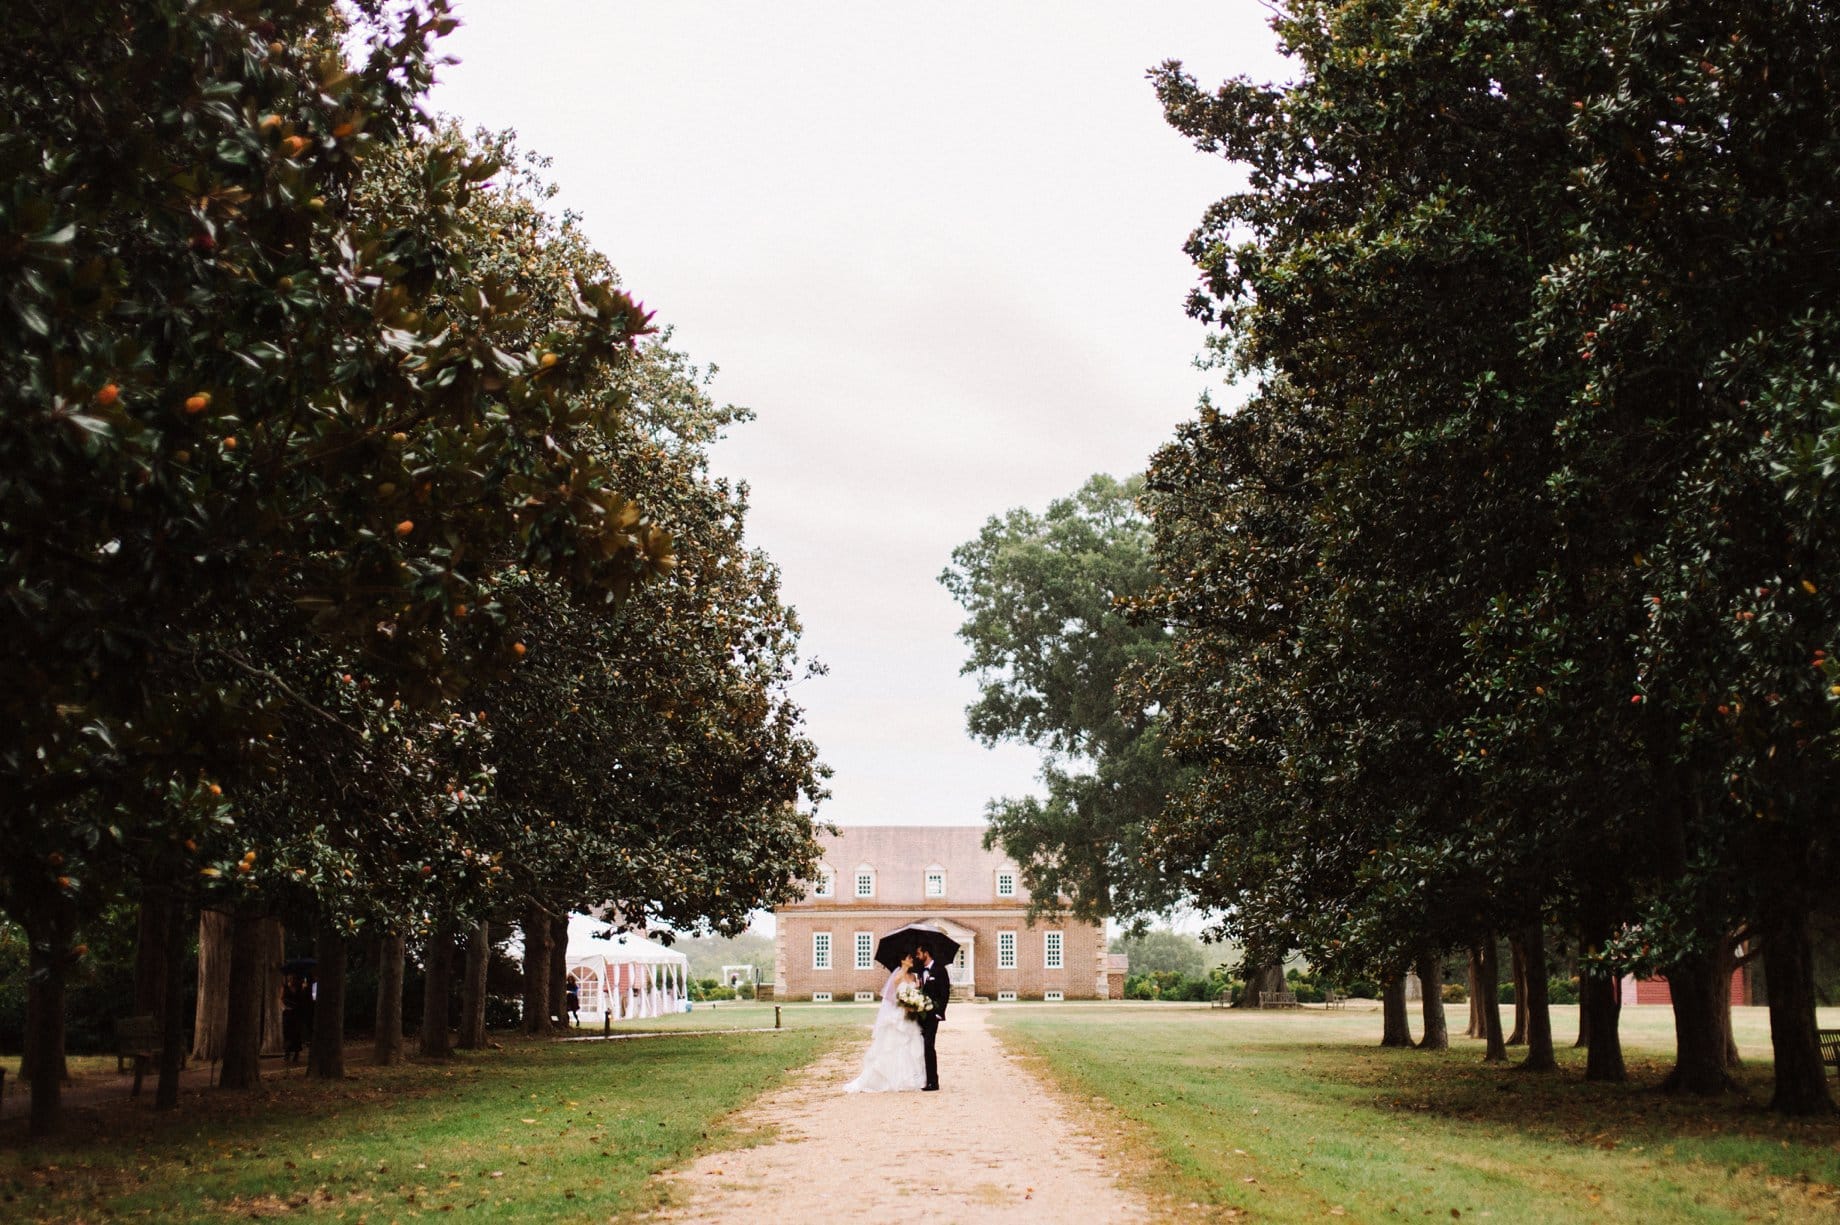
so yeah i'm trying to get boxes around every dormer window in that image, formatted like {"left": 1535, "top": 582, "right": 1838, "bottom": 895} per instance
{"left": 854, "top": 866, "right": 875, "bottom": 898}
{"left": 996, "top": 870, "right": 1016, "bottom": 898}
{"left": 812, "top": 867, "right": 834, "bottom": 899}
{"left": 925, "top": 866, "right": 945, "bottom": 898}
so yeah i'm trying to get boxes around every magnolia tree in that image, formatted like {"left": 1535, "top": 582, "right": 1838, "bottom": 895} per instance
{"left": 0, "top": 1, "right": 822, "bottom": 1133}
{"left": 1133, "top": 0, "right": 1837, "bottom": 1115}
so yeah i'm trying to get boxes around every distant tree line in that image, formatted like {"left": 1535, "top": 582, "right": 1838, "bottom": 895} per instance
{"left": 948, "top": 0, "right": 1838, "bottom": 1116}
{"left": 0, "top": 1, "right": 824, "bottom": 1136}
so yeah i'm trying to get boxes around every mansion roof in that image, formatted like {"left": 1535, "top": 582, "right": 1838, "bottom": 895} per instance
{"left": 786, "top": 824, "right": 1037, "bottom": 909}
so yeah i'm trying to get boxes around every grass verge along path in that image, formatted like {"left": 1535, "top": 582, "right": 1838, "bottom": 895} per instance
{"left": 1, "top": 1024, "right": 842, "bottom": 1223}
{"left": 992, "top": 1003, "right": 1840, "bottom": 1224}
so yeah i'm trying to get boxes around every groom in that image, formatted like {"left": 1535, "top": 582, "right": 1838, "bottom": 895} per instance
{"left": 913, "top": 942, "right": 949, "bottom": 1091}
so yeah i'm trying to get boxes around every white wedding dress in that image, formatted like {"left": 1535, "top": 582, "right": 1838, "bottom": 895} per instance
{"left": 842, "top": 969, "right": 926, "bottom": 1093}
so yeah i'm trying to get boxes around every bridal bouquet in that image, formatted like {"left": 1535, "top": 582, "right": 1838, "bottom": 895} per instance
{"left": 896, "top": 982, "right": 932, "bottom": 1021}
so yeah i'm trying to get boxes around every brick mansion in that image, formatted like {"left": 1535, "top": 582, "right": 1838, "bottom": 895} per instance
{"left": 773, "top": 825, "right": 1123, "bottom": 1002}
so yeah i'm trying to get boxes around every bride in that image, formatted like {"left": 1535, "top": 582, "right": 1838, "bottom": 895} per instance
{"left": 842, "top": 954, "right": 927, "bottom": 1093}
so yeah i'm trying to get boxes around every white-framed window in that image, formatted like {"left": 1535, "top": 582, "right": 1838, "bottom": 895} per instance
{"left": 953, "top": 946, "right": 967, "bottom": 973}
{"left": 812, "top": 931, "right": 831, "bottom": 970}
{"left": 1044, "top": 930, "right": 1063, "bottom": 970}
{"left": 855, "top": 931, "right": 874, "bottom": 970}
{"left": 997, "top": 990, "right": 1018, "bottom": 1002}
{"left": 1044, "top": 990, "right": 1064, "bottom": 1002}
{"left": 925, "top": 867, "right": 945, "bottom": 898}
{"left": 812, "top": 991, "right": 833, "bottom": 1002}
{"left": 998, "top": 931, "right": 1017, "bottom": 970}
{"left": 813, "top": 868, "right": 834, "bottom": 898}
{"left": 996, "top": 870, "right": 1016, "bottom": 898}
{"left": 854, "top": 991, "right": 876, "bottom": 1003}
{"left": 854, "top": 867, "right": 875, "bottom": 898}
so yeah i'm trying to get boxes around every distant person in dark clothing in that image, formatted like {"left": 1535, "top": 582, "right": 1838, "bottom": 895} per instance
{"left": 566, "top": 978, "right": 581, "bottom": 1029}
{"left": 282, "top": 972, "right": 312, "bottom": 1063}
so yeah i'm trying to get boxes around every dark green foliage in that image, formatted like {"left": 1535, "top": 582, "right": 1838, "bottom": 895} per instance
{"left": 1132, "top": 0, "right": 1837, "bottom": 1111}
{"left": 0, "top": 1, "right": 823, "bottom": 1131}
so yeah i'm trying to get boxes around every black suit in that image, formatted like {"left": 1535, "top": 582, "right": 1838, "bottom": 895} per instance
{"left": 918, "top": 958, "right": 950, "bottom": 1089}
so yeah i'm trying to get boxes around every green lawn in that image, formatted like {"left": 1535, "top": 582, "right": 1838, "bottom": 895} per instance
{"left": 587, "top": 999, "right": 878, "bottom": 1034}
{"left": 991, "top": 1002, "right": 1840, "bottom": 1224}
{"left": 0, "top": 1025, "right": 845, "bottom": 1223}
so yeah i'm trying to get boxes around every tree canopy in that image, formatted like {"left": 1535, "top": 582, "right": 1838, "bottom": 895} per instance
{"left": 1129, "top": 0, "right": 1838, "bottom": 1114}
{"left": 942, "top": 473, "right": 1189, "bottom": 928}
{"left": 1, "top": 0, "right": 823, "bottom": 1134}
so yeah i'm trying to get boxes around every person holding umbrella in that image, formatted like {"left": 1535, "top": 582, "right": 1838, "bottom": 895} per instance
{"left": 912, "top": 942, "right": 949, "bottom": 1091}
{"left": 858, "top": 922, "right": 958, "bottom": 1093}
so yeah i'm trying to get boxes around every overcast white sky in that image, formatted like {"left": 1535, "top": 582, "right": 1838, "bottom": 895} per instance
{"left": 430, "top": 3, "right": 1289, "bottom": 830}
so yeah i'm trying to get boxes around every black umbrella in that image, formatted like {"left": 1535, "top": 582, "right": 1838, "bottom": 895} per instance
{"left": 873, "top": 923, "right": 961, "bottom": 972}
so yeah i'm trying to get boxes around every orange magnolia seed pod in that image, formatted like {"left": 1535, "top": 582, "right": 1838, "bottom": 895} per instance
{"left": 96, "top": 383, "right": 120, "bottom": 407}
{"left": 184, "top": 393, "right": 210, "bottom": 414}
{"left": 395, "top": 519, "right": 415, "bottom": 537}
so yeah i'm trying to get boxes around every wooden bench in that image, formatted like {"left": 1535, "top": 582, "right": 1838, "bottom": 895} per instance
{"left": 1322, "top": 990, "right": 1346, "bottom": 1010}
{"left": 1819, "top": 1028, "right": 1840, "bottom": 1077}
{"left": 1259, "top": 990, "right": 1299, "bottom": 1009}
{"left": 115, "top": 1015, "right": 161, "bottom": 1097}
{"left": 1211, "top": 988, "right": 1233, "bottom": 1009}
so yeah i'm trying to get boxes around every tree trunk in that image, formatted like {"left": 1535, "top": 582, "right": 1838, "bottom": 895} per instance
{"left": 521, "top": 903, "right": 551, "bottom": 1035}
{"left": 1415, "top": 950, "right": 1448, "bottom": 1050}
{"left": 548, "top": 912, "right": 569, "bottom": 1029}
{"left": 156, "top": 888, "right": 190, "bottom": 1110}
{"left": 1477, "top": 936, "right": 1507, "bottom": 1062}
{"left": 419, "top": 919, "right": 454, "bottom": 1059}
{"left": 374, "top": 931, "right": 405, "bottom": 1066}
{"left": 458, "top": 919, "right": 490, "bottom": 1049}
{"left": 1713, "top": 934, "right": 1741, "bottom": 1069}
{"left": 1232, "top": 961, "right": 1285, "bottom": 1008}
{"left": 1760, "top": 904, "right": 1837, "bottom": 1115}
{"left": 308, "top": 921, "right": 347, "bottom": 1080}
{"left": 1381, "top": 974, "right": 1413, "bottom": 1047}
{"left": 1580, "top": 922, "right": 1625, "bottom": 1083}
{"left": 1466, "top": 946, "right": 1485, "bottom": 1039}
{"left": 1518, "top": 923, "right": 1557, "bottom": 1071}
{"left": 23, "top": 913, "right": 73, "bottom": 1136}
{"left": 258, "top": 916, "right": 286, "bottom": 1057}
{"left": 192, "top": 909, "right": 232, "bottom": 1062}
{"left": 133, "top": 887, "right": 173, "bottom": 1020}
{"left": 1574, "top": 925, "right": 1592, "bottom": 1049}
{"left": 218, "top": 909, "right": 265, "bottom": 1089}
{"left": 1506, "top": 933, "right": 1528, "bottom": 1046}
{"left": 1661, "top": 946, "right": 1739, "bottom": 1095}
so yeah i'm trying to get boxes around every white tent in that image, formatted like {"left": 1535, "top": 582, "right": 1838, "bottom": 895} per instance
{"left": 562, "top": 912, "right": 691, "bottom": 1021}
